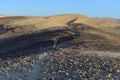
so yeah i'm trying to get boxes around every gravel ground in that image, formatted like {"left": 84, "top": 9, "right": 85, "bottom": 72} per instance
{"left": 0, "top": 49, "right": 120, "bottom": 80}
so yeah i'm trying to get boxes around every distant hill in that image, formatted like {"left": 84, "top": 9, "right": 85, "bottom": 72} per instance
{"left": 0, "top": 14, "right": 5, "bottom": 17}
{"left": 95, "top": 17, "right": 120, "bottom": 24}
{"left": 0, "top": 14, "right": 120, "bottom": 29}
{"left": 95, "top": 17, "right": 120, "bottom": 28}
{"left": 44, "top": 14, "right": 98, "bottom": 27}
{"left": 0, "top": 14, "right": 120, "bottom": 38}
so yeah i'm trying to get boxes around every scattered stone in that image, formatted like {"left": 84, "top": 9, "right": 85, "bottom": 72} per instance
{"left": 0, "top": 50, "right": 120, "bottom": 80}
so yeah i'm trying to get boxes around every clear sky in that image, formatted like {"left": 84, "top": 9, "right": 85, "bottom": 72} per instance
{"left": 0, "top": 0, "right": 120, "bottom": 18}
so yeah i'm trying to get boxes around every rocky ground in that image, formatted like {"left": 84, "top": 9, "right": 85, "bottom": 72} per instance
{"left": 0, "top": 47, "right": 120, "bottom": 80}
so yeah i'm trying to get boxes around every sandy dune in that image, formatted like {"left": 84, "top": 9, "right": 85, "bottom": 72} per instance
{"left": 0, "top": 14, "right": 120, "bottom": 29}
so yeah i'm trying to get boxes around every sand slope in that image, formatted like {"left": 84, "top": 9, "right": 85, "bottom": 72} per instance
{"left": 0, "top": 14, "right": 120, "bottom": 29}
{"left": 0, "top": 14, "right": 119, "bottom": 39}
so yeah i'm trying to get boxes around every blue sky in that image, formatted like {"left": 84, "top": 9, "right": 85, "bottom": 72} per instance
{"left": 0, "top": 0, "right": 120, "bottom": 18}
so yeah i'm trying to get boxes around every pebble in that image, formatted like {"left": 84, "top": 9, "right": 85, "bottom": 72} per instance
{"left": 116, "top": 69, "right": 120, "bottom": 73}
{"left": 65, "top": 72, "right": 69, "bottom": 76}
{"left": 0, "top": 50, "right": 119, "bottom": 80}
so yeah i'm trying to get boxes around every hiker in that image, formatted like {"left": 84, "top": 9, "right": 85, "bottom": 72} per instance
{"left": 52, "top": 37, "right": 58, "bottom": 48}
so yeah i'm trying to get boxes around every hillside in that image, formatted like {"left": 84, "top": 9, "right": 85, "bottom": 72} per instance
{"left": 0, "top": 14, "right": 120, "bottom": 57}
{"left": 44, "top": 14, "right": 98, "bottom": 27}
{"left": 0, "top": 14, "right": 5, "bottom": 17}
{"left": 0, "top": 23, "right": 120, "bottom": 58}
{"left": 0, "top": 14, "right": 120, "bottom": 80}
{"left": 0, "top": 14, "right": 120, "bottom": 33}
{"left": 95, "top": 17, "right": 120, "bottom": 24}
{"left": 95, "top": 17, "right": 120, "bottom": 28}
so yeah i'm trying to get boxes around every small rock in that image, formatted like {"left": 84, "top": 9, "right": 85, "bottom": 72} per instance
{"left": 65, "top": 72, "right": 69, "bottom": 76}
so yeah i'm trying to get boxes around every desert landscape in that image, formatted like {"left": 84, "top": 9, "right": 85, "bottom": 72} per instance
{"left": 0, "top": 14, "right": 120, "bottom": 80}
